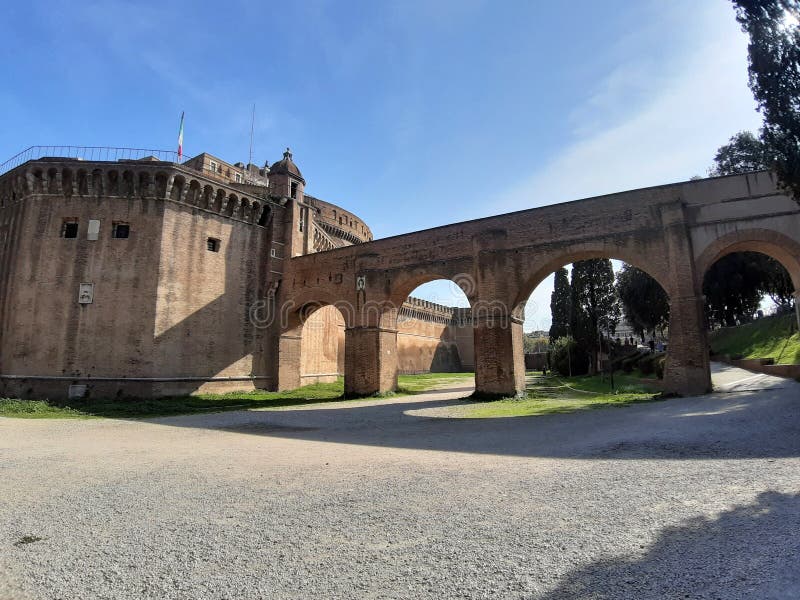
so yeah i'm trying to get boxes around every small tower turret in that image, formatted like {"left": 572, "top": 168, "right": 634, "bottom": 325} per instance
{"left": 268, "top": 148, "right": 305, "bottom": 201}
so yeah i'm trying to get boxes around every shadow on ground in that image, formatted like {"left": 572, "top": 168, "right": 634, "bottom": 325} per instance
{"left": 149, "top": 379, "right": 800, "bottom": 460}
{"left": 540, "top": 490, "right": 800, "bottom": 599}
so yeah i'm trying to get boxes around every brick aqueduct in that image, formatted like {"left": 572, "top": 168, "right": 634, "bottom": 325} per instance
{"left": 0, "top": 147, "right": 799, "bottom": 400}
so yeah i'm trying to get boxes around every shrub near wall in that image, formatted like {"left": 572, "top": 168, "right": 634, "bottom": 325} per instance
{"left": 551, "top": 337, "right": 590, "bottom": 377}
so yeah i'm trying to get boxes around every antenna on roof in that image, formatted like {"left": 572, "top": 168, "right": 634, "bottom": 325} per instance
{"left": 248, "top": 104, "right": 255, "bottom": 167}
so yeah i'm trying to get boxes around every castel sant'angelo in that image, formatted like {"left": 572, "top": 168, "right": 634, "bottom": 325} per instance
{"left": 0, "top": 147, "right": 474, "bottom": 399}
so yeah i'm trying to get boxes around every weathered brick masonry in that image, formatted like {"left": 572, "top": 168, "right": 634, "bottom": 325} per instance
{"left": 280, "top": 171, "right": 800, "bottom": 398}
{"left": 1, "top": 149, "right": 798, "bottom": 400}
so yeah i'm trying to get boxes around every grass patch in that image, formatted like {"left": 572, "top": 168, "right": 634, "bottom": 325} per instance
{"left": 0, "top": 373, "right": 476, "bottom": 420}
{"left": 709, "top": 314, "right": 799, "bottom": 364}
{"left": 0, "top": 399, "right": 88, "bottom": 419}
{"left": 462, "top": 372, "right": 661, "bottom": 419}
{"left": 397, "top": 372, "right": 474, "bottom": 393}
{"left": 0, "top": 381, "right": 347, "bottom": 420}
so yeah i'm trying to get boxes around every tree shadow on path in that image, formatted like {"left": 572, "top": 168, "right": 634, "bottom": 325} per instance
{"left": 540, "top": 491, "right": 800, "bottom": 599}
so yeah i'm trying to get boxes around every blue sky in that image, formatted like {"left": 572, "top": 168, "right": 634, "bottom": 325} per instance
{"left": 1, "top": 0, "right": 761, "bottom": 330}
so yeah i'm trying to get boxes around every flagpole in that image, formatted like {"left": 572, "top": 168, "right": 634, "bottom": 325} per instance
{"left": 248, "top": 104, "right": 255, "bottom": 166}
{"left": 177, "top": 111, "right": 185, "bottom": 162}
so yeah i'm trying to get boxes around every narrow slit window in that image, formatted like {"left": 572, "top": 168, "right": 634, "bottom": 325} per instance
{"left": 290, "top": 182, "right": 298, "bottom": 199}
{"left": 207, "top": 237, "right": 220, "bottom": 252}
{"left": 61, "top": 219, "right": 79, "bottom": 238}
{"left": 112, "top": 222, "right": 130, "bottom": 239}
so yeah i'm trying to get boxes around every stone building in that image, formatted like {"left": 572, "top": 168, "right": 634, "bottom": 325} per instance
{"left": 0, "top": 147, "right": 472, "bottom": 399}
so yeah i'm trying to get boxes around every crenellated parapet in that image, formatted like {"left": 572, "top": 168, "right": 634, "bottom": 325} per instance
{"left": 400, "top": 296, "right": 472, "bottom": 326}
{"left": 305, "top": 194, "right": 373, "bottom": 244}
{"left": 0, "top": 158, "right": 279, "bottom": 228}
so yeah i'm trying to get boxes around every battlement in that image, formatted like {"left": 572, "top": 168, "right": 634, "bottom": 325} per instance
{"left": 0, "top": 157, "right": 277, "bottom": 227}
{"left": 400, "top": 296, "right": 472, "bottom": 325}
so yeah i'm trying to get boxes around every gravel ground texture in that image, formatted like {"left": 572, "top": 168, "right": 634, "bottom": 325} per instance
{"left": 1, "top": 363, "right": 798, "bottom": 599}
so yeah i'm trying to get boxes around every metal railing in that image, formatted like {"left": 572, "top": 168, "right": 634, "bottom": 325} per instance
{"left": 0, "top": 146, "right": 183, "bottom": 176}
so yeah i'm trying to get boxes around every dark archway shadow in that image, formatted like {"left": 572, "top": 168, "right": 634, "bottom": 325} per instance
{"left": 538, "top": 490, "right": 800, "bottom": 599}
{"left": 147, "top": 379, "right": 800, "bottom": 460}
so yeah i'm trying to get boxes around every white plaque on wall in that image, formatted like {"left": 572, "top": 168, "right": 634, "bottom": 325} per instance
{"left": 78, "top": 283, "right": 94, "bottom": 304}
{"left": 87, "top": 219, "right": 100, "bottom": 241}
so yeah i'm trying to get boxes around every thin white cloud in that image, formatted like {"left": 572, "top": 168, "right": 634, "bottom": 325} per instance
{"left": 488, "top": 2, "right": 763, "bottom": 331}
{"left": 496, "top": 6, "right": 761, "bottom": 213}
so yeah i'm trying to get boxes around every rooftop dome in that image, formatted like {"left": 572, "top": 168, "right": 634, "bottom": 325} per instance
{"left": 270, "top": 148, "right": 304, "bottom": 181}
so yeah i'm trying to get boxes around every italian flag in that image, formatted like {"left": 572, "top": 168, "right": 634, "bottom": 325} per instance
{"left": 177, "top": 111, "right": 184, "bottom": 160}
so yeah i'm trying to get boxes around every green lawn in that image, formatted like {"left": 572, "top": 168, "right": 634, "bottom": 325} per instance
{"left": 0, "top": 372, "right": 476, "bottom": 420}
{"left": 462, "top": 372, "right": 661, "bottom": 419}
{"left": 709, "top": 313, "right": 800, "bottom": 364}
{"left": 397, "top": 372, "right": 474, "bottom": 393}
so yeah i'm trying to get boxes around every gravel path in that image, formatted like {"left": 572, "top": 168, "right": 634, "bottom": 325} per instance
{"left": 1, "top": 363, "right": 798, "bottom": 599}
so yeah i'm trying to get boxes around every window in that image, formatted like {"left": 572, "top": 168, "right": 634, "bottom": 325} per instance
{"left": 209, "top": 161, "right": 218, "bottom": 173}
{"left": 61, "top": 219, "right": 78, "bottom": 238}
{"left": 290, "top": 182, "right": 298, "bottom": 199}
{"left": 112, "top": 222, "right": 130, "bottom": 239}
{"left": 234, "top": 173, "right": 242, "bottom": 183}
{"left": 207, "top": 237, "right": 220, "bottom": 252}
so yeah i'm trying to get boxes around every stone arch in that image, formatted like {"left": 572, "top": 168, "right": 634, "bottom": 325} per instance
{"left": 240, "top": 198, "right": 250, "bottom": 221}
{"left": 694, "top": 228, "right": 800, "bottom": 293}
{"left": 76, "top": 169, "right": 89, "bottom": 196}
{"left": 154, "top": 172, "right": 168, "bottom": 198}
{"left": 30, "top": 169, "right": 45, "bottom": 194}
{"left": 257, "top": 204, "right": 271, "bottom": 226}
{"left": 47, "top": 168, "right": 59, "bottom": 194}
{"left": 107, "top": 170, "right": 120, "bottom": 196}
{"left": 388, "top": 266, "right": 478, "bottom": 310}
{"left": 278, "top": 296, "right": 355, "bottom": 391}
{"left": 138, "top": 172, "right": 152, "bottom": 197}
{"left": 185, "top": 180, "right": 201, "bottom": 206}
{"left": 122, "top": 170, "right": 135, "bottom": 196}
{"left": 212, "top": 188, "right": 225, "bottom": 213}
{"left": 170, "top": 174, "right": 185, "bottom": 202}
{"left": 62, "top": 168, "right": 74, "bottom": 197}
{"left": 202, "top": 185, "right": 214, "bottom": 209}
{"left": 225, "top": 193, "right": 238, "bottom": 217}
{"left": 394, "top": 276, "right": 474, "bottom": 376}
{"left": 91, "top": 169, "right": 103, "bottom": 197}
{"left": 510, "top": 244, "right": 672, "bottom": 319}
{"left": 299, "top": 303, "right": 347, "bottom": 386}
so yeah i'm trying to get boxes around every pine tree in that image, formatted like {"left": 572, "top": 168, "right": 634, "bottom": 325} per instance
{"left": 548, "top": 267, "right": 571, "bottom": 342}
{"left": 570, "top": 260, "right": 621, "bottom": 374}
{"left": 732, "top": 0, "right": 800, "bottom": 199}
{"left": 616, "top": 265, "right": 670, "bottom": 340}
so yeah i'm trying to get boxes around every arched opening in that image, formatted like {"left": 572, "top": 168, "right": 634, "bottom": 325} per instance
{"left": 226, "top": 194, "right": 238, "bottom": 217}
{"left": 212, "top": 189, "right": 225, "bottom": 213}
{"left": 396, "top": 278, "right": 473, "bottom": 377}
{"left": 47, "top": 168, "right": 59, "bottom": 194}
{"left": 202, "top": 185, "right": 214, "bottom": 209}
{"left": 257, "top": 204, "right": 271, "bottom": 226}
{"left": 701, "top": 248, "right": 798, "bottom": 365}
{"left": 121, "top": 171, "right": 135, "bottom": 196}
{"left": 91, "top": 169, "right": 103, "bottom": 197}
{"left": 299, "top": 304, "right": 346, "bottom": 385}
{"left": 138, "top": 172, "right": 151, "bottom": 197}
{"left": 107, "top": 170, "right": 120, "bottom": 196}
{"left": 61, "top": 169, "right": 73, "bottom": 197}
{"left": 186, "top": 180, "right": 201, "bottom": 206}
{"left": 170, "top": 175, "right": 185, "bottom": 202}
{"left": 31, "top": 169, "right": 45, "bottom": 193}
{"left": 515, "top": 256, "right": 671, "bottom": 387}
{"left": 154, "top": 172, "right": 168, "bottom": 198}
{"left": 76, "top": 169, "right": 89, "bottom": 195}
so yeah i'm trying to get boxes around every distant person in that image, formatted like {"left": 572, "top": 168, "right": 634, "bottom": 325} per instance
{"left": 648, "top": 339, "right": 655, "bottom": 353}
